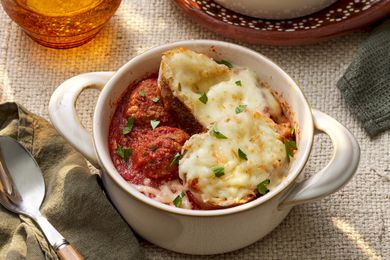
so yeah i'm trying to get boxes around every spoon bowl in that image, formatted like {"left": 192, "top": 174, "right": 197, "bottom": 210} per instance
{"left": 0, "top": 136, "right": 83, "bottom": 260}
{"left": 0, "top": 136, "right": 44, "bottom": 217}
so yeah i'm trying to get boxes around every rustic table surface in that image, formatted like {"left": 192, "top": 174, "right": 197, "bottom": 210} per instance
{"left": 0, "top": 1, "right": 389, "bottom": 259}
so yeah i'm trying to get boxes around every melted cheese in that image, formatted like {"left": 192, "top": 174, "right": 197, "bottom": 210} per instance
{"left": 195, "top": 68, "right": 282, "bottom": 127}
{"left": 134, "top": 179, "right": 192, "bottom": 209}
{"left": 160, "top": 48, "right": 282, "bottom": 128}
{"left": 179, "top": 111, "right": 287, "bottom": 207}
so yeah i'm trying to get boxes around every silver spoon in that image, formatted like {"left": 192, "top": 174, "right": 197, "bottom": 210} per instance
{"left": 0, "top": 136, "right": 83, "bottom": 260}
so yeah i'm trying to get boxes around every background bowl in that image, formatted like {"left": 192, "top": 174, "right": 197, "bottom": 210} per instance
{"left": 214, "top": 0, "right": 338, "bottom": 19}
{"left": 173, "top": 0, "right": 390, "bottom": 45}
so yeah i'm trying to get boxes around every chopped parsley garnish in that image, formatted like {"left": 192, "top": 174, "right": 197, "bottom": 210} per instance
{"left": 152, "top": 97, "right": 160, "bottom": 103}
{"left": 284, "top": 139, "right": 297, "bottom": 163}
{"left": 199, "top": 92, "right": 208, "bottom": 104}
{"left": 209, "top": 129, "right": 228, "bottom": 139}
{"left": 235, "top": 104, "right": 247, "bottom": 114}
{"left": 116, "top": 145, "right": 132, "bottom": 162}
{"left": 170, "top": 153, "right": 182, "bottom": 167}
{"left": 212, "top": 166, "right": 225, "bottom": 177}
{"left": 139, "top": 90, "right": 146, "bottom": 97}
{"left": 216, "top": 60, "right": 233, "bottom": 68}
{"left": 122, "top": 117, "right": 134, "bottom": 135}
{"left": 173, "top": 192, "right": 185, "bottom": 207}
{"left": 150, "top": 120, "right": 160, "bottom": 129}
{"left": 287, "top": 139, "right": 297, "bottom": 150}
{"left": 257, "top": 179, "right": 270, "bottom": 195}
{"left": 238, "top": 148, "right": 248, "bottom": 161}
{"left": 290, "top": 127, "right": 295, "bottom": 137}
{"left": 235, "top": 80, "right": 242, "bottom": 87}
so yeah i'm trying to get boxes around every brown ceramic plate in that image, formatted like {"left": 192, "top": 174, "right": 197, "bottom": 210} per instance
{"left": 173, "top": 0, "right": 390, "bottom": 45}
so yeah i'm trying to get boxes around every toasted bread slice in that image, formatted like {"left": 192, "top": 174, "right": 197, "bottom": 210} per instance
{"left": 158, "top": 47, "right": 231, "bottom": 129}
{"left": 179, "top": 111, "right": 288, "bottom": 209}
{"left": 159, "top": 48, "right": 283, "bottom": 128}
{"left": 158, "top": 48, "right": 288, "bottom": 209}
{"left": 159, "top": 76, "right": 204, "bottom": 135}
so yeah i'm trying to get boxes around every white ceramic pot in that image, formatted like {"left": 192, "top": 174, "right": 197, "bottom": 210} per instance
{"left": 214, "top": 0, "right": 338, "bottom": 19}
{"left": 49, "top": 40, "right": 360, "bottom": 255}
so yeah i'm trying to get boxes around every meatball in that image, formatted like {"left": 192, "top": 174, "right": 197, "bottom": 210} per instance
{"left": 132, "top": 126, "right": 189, "bottom": 179}
{"left": 125, "top": 78, "right": 171, "bottom": 126}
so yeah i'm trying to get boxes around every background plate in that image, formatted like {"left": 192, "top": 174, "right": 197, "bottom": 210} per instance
{"left": 173, "top": 0, "right": 390, "bottom": 45}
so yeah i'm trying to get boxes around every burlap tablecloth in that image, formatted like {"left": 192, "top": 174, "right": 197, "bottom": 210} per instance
{"left": 0, "top": 1, "right": 389, "bottom": 259}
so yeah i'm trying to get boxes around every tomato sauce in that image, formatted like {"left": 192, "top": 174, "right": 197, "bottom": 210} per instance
{"left": 108, "top": 77, "right": 201, "bottom": 210}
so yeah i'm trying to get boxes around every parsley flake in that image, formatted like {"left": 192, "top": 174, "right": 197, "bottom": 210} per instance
{"left": 238, "top": 148, "right": 248, "bottom": 161}
{"left": 209, "top": 129, "right": 228, "bottom": 139}
{"left": 216, "top": 60, "right": 233, "bottom": 68}
{"left": 235, "top": 80, "right": 242, "bottom": 87}
{"left": 290, "top": 127, "right": 295, "bottom": 137}
{"left": 170, "top": 153, "right": 182, "bottom": 167}
{"left": 235, "top": 104, "right": 247, "bottom": 114}
{"left": 199, "top": 92, "right": 208, "bottom": 104}
{"left": 122, "top": 117, "right": 134, "bottom": 135}
{"left": 150, "top": 120, "right": 160, "bottom": 129}
{"left": 152, "top": 97, "right": 160, "bottom": 103}
{"left": 173, "top": 192, "right": 185, "bottom": 207}
{"left": 116, "top": 145, "right": 132, "bottom": 162}
{"left": 212, "top": 166, "right": 225, "bottom": 177}
{"left": 284, "top": 139, "right": 297, "bottom": 163}
{"left": 139, "top": 90, "right": 146, "bottom": 97}
{"left": 257, "top": 179, "right": 270, "bottom": 195}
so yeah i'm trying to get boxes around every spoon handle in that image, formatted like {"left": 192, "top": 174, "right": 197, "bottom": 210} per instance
{"left": 35, "top": 215, "right": 84, "bottom": 260}
{"left": 57, "top": 244, "right": 84, "bottom": 260}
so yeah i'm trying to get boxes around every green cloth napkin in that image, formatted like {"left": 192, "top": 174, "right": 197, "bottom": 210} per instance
{"left": 337, "top": 20, "right": 390, "bottom": 137}
{"left": 0, "top": 102, "right": 143, "bottom": 260}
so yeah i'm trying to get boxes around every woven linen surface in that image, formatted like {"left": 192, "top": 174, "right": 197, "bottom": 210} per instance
{"left": 0, "top": 1, "right": 389, "bottom": 259}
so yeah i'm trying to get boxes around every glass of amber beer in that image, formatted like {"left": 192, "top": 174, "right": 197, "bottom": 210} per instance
{"left": 1, "top": 0, "right": 121, "bottom": 48}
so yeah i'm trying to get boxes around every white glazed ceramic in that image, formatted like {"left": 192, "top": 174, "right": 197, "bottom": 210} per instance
{"left": 49, "top": 40, "right": 360, "bottom": 255}
{"left": 214, "top": 0, "right": 339, "bottom": 19}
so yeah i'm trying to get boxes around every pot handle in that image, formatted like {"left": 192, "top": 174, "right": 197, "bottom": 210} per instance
{"left": 49, "top": 72, "right": 115, "bottom": 169}
{"left": 279, "top": 109, "right": 360, "bottom": 208}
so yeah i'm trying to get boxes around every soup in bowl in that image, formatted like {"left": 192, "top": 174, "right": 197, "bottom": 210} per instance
{"left": 108, "top": 48, "right": 296, "bottom": 210}
{"left": 49, "top": 40, "right": 359, "bottom": 255}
